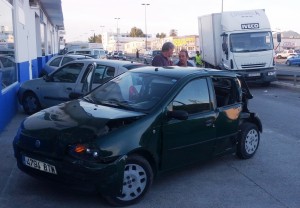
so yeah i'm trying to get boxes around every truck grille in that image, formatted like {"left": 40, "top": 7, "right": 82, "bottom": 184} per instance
{"left": 241, "top": 63, "right": 266, "bottom": 69}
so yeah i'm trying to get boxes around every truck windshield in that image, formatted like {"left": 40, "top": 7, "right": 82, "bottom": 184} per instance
{"left": 230, "top": 32, "right": 273, "bottom": 53}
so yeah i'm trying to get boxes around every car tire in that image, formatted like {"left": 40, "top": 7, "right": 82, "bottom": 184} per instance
{"left": 277, "top": 55, "right": 282, "bottom": 59}
{"left": 236, "top": 122, "right": 260, "bottom": 159}
{"left": 105, "top": 155, "right": 153, "bottom": 207}
{"left": 22, "top": 92, "right": 42, "bottom": 115}
{"left": 286, "top": 60, "right": 291, "bottom": 66}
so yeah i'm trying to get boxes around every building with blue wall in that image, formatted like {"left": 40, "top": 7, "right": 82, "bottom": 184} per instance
{"left": 0, "top": 0, "right": 64, "bottom": 132}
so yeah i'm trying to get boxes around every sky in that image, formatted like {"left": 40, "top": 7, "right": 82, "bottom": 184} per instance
{"left": 61, "top": 0, "right": 299, "bottom": 42}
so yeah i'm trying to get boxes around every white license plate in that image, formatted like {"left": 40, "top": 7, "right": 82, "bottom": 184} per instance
{"left": 23, "top": 156, "right": 57, "bottom": 175}
{"left": 248, "top": 73, "right": 260, "bottom": 77}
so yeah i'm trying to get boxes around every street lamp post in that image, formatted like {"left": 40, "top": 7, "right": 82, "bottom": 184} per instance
{"left": 114, "top": 17, "right": 120, "bottom": 51}
{"left": 142, "top": 3, "right": 150, "bottom": 51}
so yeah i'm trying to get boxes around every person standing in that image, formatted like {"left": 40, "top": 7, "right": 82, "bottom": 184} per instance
{"left": 176, "top": 49, "right": 195, "bottom": 67}
{"left": 152, "top": 42, "right": 175, "bottom": 67}
{"left": 136, "top": 49, "right": 140, "bottom": 59}
{"left": 195, "top": 50, "right": 203, "bottom": 67}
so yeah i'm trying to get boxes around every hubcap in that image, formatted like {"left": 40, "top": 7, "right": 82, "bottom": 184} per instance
{"left": 118, "top": 163, "right": 147, "bottom": 201}
{"left": 245, "top": 129, "right": 259, "bottom": 154}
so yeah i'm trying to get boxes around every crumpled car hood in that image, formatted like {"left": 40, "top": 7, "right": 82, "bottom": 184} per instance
{"left": 22, "top": 99, "right": 146, "bottom": 139}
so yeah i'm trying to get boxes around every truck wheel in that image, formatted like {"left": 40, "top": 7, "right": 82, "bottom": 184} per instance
{"left": 277, "top": 55, "right": 282, "bottom": 59}
{"left": 105, "top": 155, "right": 153, "bottom": 206}
{"left": 22, "top": 92, "right": 41, "bottom": 115}
{"left": 237, "top": 122, "right": 260, "bottom": 159}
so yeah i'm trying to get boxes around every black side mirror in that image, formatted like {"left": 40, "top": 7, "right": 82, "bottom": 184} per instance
{"left": 43, "top": 74, "right": 52, "bottom": 82}
{"left": 222, "top": 43, "right": 228, "bottom": 55}
{"left": 277, "top": 33, "right": 281, "bottom": 43}
{"left": 167, "top": 110, "right": 188, "bottom": 120}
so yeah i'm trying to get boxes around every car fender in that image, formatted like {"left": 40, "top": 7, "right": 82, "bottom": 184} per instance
{"left": 240, "top": 112, "right": 262, "bottom": 133}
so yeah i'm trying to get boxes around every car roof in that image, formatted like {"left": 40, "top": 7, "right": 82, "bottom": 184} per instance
{"left": 130, "top": 66, "right": 238, "bottom": 79}
{"left": 69, "top": 59, "right": 142, "bottom": 66}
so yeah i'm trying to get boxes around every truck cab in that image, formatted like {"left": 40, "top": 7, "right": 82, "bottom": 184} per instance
{"left": 199, "top": 9, "right": 278, "bottom": 86}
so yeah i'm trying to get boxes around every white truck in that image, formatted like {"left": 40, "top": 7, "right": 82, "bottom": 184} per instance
{"left": 198, "top": 9, "right": 278, "bottom": 85}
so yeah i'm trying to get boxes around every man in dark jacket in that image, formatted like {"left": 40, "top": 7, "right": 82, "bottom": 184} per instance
{"left": 152, "top": 42, "right": 175, "bottom": 66}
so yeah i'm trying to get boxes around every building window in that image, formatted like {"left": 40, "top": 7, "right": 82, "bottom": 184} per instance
{"left": 40, "top": 23, "right": 45, "bottom": 56}
{"left": 0, "top": 0, "right": 17, "bottom": 90}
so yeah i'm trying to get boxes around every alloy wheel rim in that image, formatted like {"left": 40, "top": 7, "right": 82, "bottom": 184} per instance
{"left": 118, "top": 163, "right": 147, "bottom": 201}
{"left": 245, "top": 129, "right": 259, "bottom": 154}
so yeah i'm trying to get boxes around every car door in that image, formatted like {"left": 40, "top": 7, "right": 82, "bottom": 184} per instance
{"left": 73, "top": 64, "right": 117, "bottom": 94}
{"left": 38, "top": 62, "right": 85, "bottom": 107}
{"left": 161, "top": 78, "right": 217, "bottom": 170}
{"left": 211, "top": 77, "right": 242, "bottom": 156}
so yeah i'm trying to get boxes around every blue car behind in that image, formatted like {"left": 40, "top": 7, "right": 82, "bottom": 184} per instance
{"left": 286, "top": 54, "right": 300, "bottom": 66}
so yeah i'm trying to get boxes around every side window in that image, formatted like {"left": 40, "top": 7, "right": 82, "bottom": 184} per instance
{"left": 49, "top": 57, "right": 62, "bottom": 67}
{"left": 93, "top": 65, "right": 106, "bottom": 84}
{"left": 51, "top": 63, "right": 84, "bottom": 83}
{"left": 0, "top": 57, "right": 14, "bottom": 67}
{"left": 102, "top": 67, "right": 116, "bottom": 82}
{"left": 172, "top": 78, "right": 211, "bottom": 114}
{"left": 213, "top": 77, "right": 241, "bottom": 107}
{"left": 61, "top": 57, "right": 74, "bottom": 66}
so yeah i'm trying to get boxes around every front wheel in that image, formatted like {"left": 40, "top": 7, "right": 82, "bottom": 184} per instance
{"left": 105, "top": 155, "right": 153, "bottom": 207}
{"left": 286, "top": 60, "right": 291, "bottom": 66}
{"left": 22, "top": 92, "right": 42, "bottom": 115}
{"left": 236, "top": 122, "right": 260, "bottom": 159}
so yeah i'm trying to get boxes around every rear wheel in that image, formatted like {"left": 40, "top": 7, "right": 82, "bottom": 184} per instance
{"left": 286, "top": 60, "right": 291, "bottom": 66}
{"left": 237, "top": 122, "right": 260, "bottom": 159}
{"left": 105, "top": 155, "right": 153, "bottom": 207}
{"left": 22, "top": 92, "right": 41, "bottom": 115}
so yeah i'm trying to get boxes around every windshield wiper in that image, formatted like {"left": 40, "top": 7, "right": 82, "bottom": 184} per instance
{"left": 100, "top": 100, "right": 135, "bottom": 110}
{"left": 82, "top": 96, "right": 95, "bottom": 103}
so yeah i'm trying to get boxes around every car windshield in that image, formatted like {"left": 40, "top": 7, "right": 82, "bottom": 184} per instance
{"left": 230, "top": 32, "right": 274, "bottom": 52}
{"left": 85, "top": 71, "right": 177, "bottom": 112}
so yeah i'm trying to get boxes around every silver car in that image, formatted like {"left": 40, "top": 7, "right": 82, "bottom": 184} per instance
{"left": 42, "top": 54, "right": 92, "bottom": 76}
{"left": 18, "top": 59, "right": 145, "bottom": 114}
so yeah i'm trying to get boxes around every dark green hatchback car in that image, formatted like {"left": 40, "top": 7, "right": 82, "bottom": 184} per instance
{"left": 13, "top": 66, "right": 262, "bottom": 206}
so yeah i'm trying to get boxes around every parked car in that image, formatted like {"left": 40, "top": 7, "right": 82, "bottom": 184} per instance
{"left": 42, "top": 54, "right": 92, "bottom": 76}
{"left": 285, "top": 54, "right": 300, "bottom": 66}
{"left": 115, "top": 52, "right": 127, "bottom": 60}
{"left": 143, "top": 50, "right": 161, "bottom": 64}
{"left": 13, "top": 66, "right": 262, "bottom": 206}
{"left": 286, "top": 53, "right": 300, "bottom": 60}
{"left": 18, "top": 59, "right": 145, "bottom": 114}
{"left": 67, "top": 48, "right": 107, "bottom": 59}
{"left": 276, "top": 49, "right": 297, "bottom": 59}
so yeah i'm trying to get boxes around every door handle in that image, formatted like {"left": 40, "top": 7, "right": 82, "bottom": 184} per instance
{"left": 66, "top": 87, "right": 72, "bottom": 91}
{"left": 205, "top": 119, "right": 215, "bottom": 127}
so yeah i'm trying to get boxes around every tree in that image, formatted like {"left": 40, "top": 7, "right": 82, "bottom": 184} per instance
{"left": 156, "top": 33, "right": 166, "bottom": 38}
{"left": 169, "top": 29, "right": 178, "bottom": 37}
{"left": 88, "top": 34, "right": 102, "bottom": 43}
{"left": 129, "top": 27, "right": 144, "bottom": 37}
